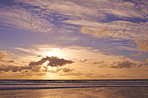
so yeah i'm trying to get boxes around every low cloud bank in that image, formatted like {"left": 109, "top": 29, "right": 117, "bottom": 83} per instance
{"left": 0, "top": 56, "right": 73, "bottom": 72}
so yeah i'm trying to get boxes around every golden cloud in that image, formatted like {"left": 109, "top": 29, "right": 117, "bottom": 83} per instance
{"left": 80, "top": 26, "right": 109, "bottom": 38}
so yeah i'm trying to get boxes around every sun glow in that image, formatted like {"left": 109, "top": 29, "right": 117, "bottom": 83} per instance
{"left": 40, "top": 48, "right": 64, "bottom": 58}
{"left": 43, "top": 61, "right": 57, "bottom": 71}
{"left": 43, "top": 61, "right": 49, "bottom": 66}
{"left": 47, "top": 66, "right": 57, "bottom": 71}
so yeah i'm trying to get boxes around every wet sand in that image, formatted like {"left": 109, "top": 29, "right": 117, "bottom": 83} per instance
{"left": 1, "top": 87, "right": 148, "bottom": 98}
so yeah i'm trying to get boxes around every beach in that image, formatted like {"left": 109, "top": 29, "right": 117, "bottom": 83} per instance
{"left": 1, "top": 87, "right": 148, "bottom": 98}
{"left": 0, "top": 80, "right": 148, "bottom": 98}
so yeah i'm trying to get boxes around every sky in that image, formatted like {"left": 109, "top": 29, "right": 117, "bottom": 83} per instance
{"left": 0, "top": 0, "right": 148, "bottom": 79}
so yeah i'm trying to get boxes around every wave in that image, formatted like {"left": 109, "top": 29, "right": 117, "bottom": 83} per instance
{"left": 1, "top": 85, "right": 148, "bottom": 90}
{"left": 0, "top": 79, "right": 148, "bottom": 90}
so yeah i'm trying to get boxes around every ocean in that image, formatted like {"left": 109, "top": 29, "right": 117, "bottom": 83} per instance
{"left": 0, "top": 79, "right": 148, "bottom": 98}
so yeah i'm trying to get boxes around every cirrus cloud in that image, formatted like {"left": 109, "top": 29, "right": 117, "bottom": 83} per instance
{"left": 0, "top": 6, "right": 53, "bottom": 33}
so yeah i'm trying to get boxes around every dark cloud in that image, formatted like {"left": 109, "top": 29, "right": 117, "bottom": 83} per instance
{"left": 37, "top": 55, "right": 42, "bottom": 57}
{"left": 0, "top": 65, "right": 19, "bottom": 72}
{"left": 93, "top": 60, "right": 104, "bottom": 65}
{"left": 8, "top": 60, "right": 15, "bottom": 63}
{"left": 29, "top": 56, "right": 73, "bottom": 67}
{"left": 0, "top": 65, "right": 41, "bottom": 72}
{"left": 62, "top": 68, "right": 74, "bottom": 72}
{"left": 0, "top": 56, "right": 73, "bottom": 73}
{"left": 79, "top": 59, "right": 88, "bottom": 62}
{"left": 0, "top": 59, "right": 15, "bottom": 64}
{"left": 110, "top": 61, "right": 137, "bottom": 69}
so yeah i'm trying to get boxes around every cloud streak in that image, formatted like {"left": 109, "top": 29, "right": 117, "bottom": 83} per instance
{"left": 15, "top": 0, "right": 148, "bottom": 19}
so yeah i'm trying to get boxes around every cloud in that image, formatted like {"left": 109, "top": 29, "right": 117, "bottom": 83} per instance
{"left": 145, "top": 59, "right": 148, "bottom": 64}
{"left": 16, "top": 0, "right": 148, "bottom": 22}
{"left": 0, "top": 51, "right": 8, "bottom": 60}
{"left": 80, "top": 26, "right": 109, "bottom": 38}
{"left": 63, "top": 19, "right": 148, "bottom": 40}
{"left": 1, "top": 0, "right": 148, "bottom": 41}
{"left": 111, "top": 61, "right": 138, "bottom": 69}
{"left": 131, "top": 52, "right": 143, "bottom": 56}
{"left": 93, "top": 60, "right": 104, "bottom": 65}
{"left": 79, "top": 59, "right": 88, "bottom": 62}
{"left": 29, "top": 56, "right": 73, "bottom": 67}
{"left": 0, "top": 51, "right": 15, "bottom": 63}
{"left": 62, "top": 67, "right": 74, "bottom": 72}
{"left": 14, "top": 0, "right": 104, "bottom": 20}
{"left": 109, "top": 21, "right": 148, "bottom": 40}
{"left": 0, "top": 64, "right": 40, "bottom": 72}
{"left": 16, "top": 44, "right": 143, "bottom": 64}
{"left": 1, "top": 45, "right": 148, "bottom": 79}
{"left": 0, "top": 56, "right": 73, "bottom": 73}
{"left": 63, "top": 20, "right": 104, "bottom": 28}
{"left": 0, "top": 6, "right": 53, "bottom": 33}
{"left": 0, "top": 65, "right": 19, "bottom": 72}
{"left": 15, "top": 0, "right": 148, "bottom": 19}
{"left": 135, "top": 39, "right": 148, "bottom": 52}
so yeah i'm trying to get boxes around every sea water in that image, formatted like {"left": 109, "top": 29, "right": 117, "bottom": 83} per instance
{"left": 0, "top": 79, "right": 148, "bottom": 98}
